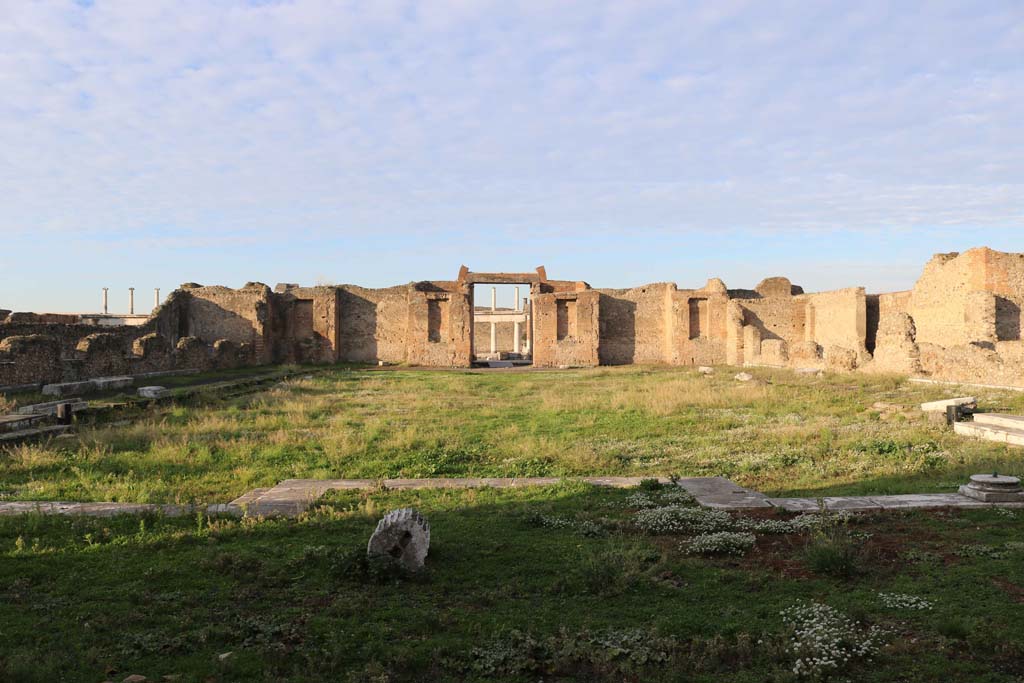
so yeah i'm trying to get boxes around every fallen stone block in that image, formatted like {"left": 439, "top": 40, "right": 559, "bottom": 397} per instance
{"left": 367, "top": 508, "right": 430, "bottom": 570}
{"left": 16, "top": 399, "right": 88, "bottom": 416}
{"left": 42, "top": 380, "right": 94, "bottom": 398}
{"left": 920, "top": 396, "right": 976, "bottom": 413}
{"left": 954, "top": 421, "right": 1024, "bottom": 447}
{"left": 137, "top": 386, "right": 168, "bottom": 399}
{"left": 91, "top": 376, "right": 134, "bottom": 392}
{"left": 733, "top": 372, "right": 754, "bottom": 382}
{"left": 42, "top": 376, "right": 134, "bottom": 398}
{"left": 697, "top": 366, "right": 714, "bottom": 375}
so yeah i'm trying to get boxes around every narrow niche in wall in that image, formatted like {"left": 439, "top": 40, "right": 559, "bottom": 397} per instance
{"left": 996, "top": 296, "right": 1022, "bottom": 341}
{"left": 427, "top": 298, "right": 448, "bottom": 343}
{"left": 556, "top": 299, "right": 577, "bottom": 341}
{"left": 292, "top": 300, "right": 315, "bottom": 340}
{"left": 688, "top": 298, "right": 708, "bottom": 339}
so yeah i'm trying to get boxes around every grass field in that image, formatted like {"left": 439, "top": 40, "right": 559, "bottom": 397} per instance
{"left": 3, "top": 365, "right": 1024, "bottom": 504}
{"left": 2, "top": 482, "right": 1023, "bottom": 682}
{"left": 3, "top": 367, "right": 1024, "bottom": 681}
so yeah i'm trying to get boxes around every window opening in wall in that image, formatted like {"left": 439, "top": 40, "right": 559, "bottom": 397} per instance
{"left": 688, "top": 298, "right": 708, "bottom": 339}
{"left": 427, "top": 298, "right": 447, "bottom": 343}
{"left": 556, "top": 298, "right": 577, "bottom": 340}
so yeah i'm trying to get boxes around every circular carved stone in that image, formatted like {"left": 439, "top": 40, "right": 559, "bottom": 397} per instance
{"left": 367, "top": 508, "right": 430, "bottom": 570}
{"left": 968, "top": 474, "right": 1021, "bottom": 491}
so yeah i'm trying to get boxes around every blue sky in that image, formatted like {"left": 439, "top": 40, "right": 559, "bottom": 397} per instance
{"left": 1, "top": 1, "right": 1022, "bottom": 313}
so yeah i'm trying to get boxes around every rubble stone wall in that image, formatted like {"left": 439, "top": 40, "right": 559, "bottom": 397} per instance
{"left": 595, "top": 284, "right": 674, "bottom": 365}
{"left": 5, "top": 248, "right": 1024, "bottom": 387}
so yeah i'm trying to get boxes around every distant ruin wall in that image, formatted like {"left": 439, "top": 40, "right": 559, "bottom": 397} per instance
{"left": 804, "top": 287, "right": 867, "bottom": 357}
{"left": 596, "top": 284, "right": 673, "bottom": 365}
{"left": 5, "top": 247, "right": 1024, "bottom": 387}
{"left": 182, "top": 284, "right": 272, "bottom": 362}
{"left": 337, "top": 284, "right": 411, "bottom": 363}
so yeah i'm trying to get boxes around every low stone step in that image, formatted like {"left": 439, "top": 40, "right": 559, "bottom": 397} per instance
{"left": 972, "top": 413, "right": 1024, "bottom": 430}
{"left": 42, "top": 376, "right": 133, "bottom": 398}
{"left": 954, "top": 421, "right": 1024, "bottom": 447}
{"left": 0, "top": 424, "right": 72, "bottom": 444}
{"left": 0, "top": 413, "right": 47, "bottom": 433}
{"left": 16, "top": 399, "right": 88, "bottom": 416}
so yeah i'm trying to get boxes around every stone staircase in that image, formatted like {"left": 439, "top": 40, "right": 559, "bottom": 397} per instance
{"left": 954, "top": 413, "right": 1024, "bottom": 447}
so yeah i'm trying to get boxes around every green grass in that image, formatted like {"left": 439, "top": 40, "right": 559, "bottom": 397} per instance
{"left": 1, "top": 483, "right": 1022, "bottom": 681}
{"left": 3, "top": 365, "right": 1024, "bottom": 503}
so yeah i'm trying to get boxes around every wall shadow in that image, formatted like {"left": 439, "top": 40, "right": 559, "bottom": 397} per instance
{"left": 337, "top": 289, "right": 379, "bottom": 362}
{"left": 597, "top": 294, "right": 636, "bottom": 365}
{"left": 996, "top": 297, "right": 1022, "bottom": 341}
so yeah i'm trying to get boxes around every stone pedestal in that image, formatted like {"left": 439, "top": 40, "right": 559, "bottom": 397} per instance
{"left": 959, "top": 474, "right": 1024, "bottom": 503}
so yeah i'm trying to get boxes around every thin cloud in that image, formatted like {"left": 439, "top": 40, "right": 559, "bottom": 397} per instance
{"left": 0, "top": 1, "right": 1022, "bottom": 310}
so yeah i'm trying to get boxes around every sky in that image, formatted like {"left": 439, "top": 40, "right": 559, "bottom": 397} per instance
{"left": 1, "top": 1, "right": 1022, "bottom": 314}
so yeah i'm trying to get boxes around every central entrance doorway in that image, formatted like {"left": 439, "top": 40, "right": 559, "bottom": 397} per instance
{"left": 457, "top": 265, "right": 547, "bottom": 368}
{"left": 471, "top": 283, "right": 532, "bottom": 366}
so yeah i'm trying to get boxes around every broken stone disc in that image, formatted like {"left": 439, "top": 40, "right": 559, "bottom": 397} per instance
{"left": 367, "top": 508, "right": 430, "bottom": 570}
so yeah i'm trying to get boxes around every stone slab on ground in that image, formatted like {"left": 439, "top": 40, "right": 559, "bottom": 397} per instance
{"left": 0, "top": 413, "right": 46, "bottom": 432}
{"left": 674, "top": 476, "right": 772, "bottom": 509}
{"left": 972, "top": 413, "right": 1024, "bottom": 430}
{"left": 42, "top": 376, "right": 133, "bottom": 398}
{"left": 42, "top": 380, "right": 95, "bottom": 398}
{"left": 228, "top": 476, "right": 673, "bottom": 516}
{"left": 766, "top": 493, "right": 1010, "bottom": 512}
{"left": 920, "top": 396, "right": 976, "bottom": 413}
{"left": 0, "top": 501, "right": 194, "bottom": 517}
{"left": 766, "top": 496, "right": 882, "bottom": 512}
{"left": 954, "top": 421, "right": 1024, "bottom": 447}
{"left": 16, "top": 399, "right": 88, "bottom": 416}
{"left": 132, "top": 368, "right": 201, "bottom": 380}
{"left": 92, "top": 376, "right": 134, "bottom": 391}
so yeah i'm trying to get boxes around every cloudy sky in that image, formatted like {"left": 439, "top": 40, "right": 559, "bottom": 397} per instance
{"left": 1, "top": 1, "right": 1022, "bottom": 313}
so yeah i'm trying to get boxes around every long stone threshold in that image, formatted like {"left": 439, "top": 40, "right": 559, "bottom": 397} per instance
{"left": 2, "top": 476, "right": 1022, "bottom": 519}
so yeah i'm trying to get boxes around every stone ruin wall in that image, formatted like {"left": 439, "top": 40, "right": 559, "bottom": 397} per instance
{"left": 3, "top": 246, "right": 1024, "bottom": 388}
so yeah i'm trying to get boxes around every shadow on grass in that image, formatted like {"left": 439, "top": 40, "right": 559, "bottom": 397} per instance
{"left": 1, "top": 482, "right": 1023, "bottom": 682}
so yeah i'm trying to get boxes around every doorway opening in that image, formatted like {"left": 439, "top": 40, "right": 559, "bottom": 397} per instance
{"left": 471, "top": 283, "right": 532, "bottom": 367}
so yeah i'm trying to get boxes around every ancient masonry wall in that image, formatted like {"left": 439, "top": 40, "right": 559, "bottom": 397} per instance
{"left": 4, "top": 247, "right": 1024, "bottom": 388}
{"left": 595, "top": 284, "right": 675, "bottom": 365}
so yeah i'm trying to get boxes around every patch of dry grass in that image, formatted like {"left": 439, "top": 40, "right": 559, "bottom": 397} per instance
{"left": 3, "top": 365, "right": 1024, "bottom": 503}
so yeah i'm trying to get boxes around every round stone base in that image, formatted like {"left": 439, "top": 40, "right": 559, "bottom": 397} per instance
{"left": 960, "top": 474, "right": 1024, "bottom": 502}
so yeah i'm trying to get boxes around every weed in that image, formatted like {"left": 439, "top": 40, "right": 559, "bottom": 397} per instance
{"left": 802, "top": 506, "right": 865, "bottom": 578}
{"left": 634, "top": 506, "right": 733, "bottom": 534}
{"left": 780, "top": 601, "right": 886, "bottom": 679}
{"left": 684, "top": 531, "right": 757, "bottom": 556}
{"left": 878, "top": 592, "right": 933, "bottom": 610}
{"left": 937, "top": 617, "right": 972, "bottom": 640}
{"left": 470, "top": 627, "right": 675, "bottom": 677}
